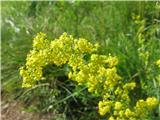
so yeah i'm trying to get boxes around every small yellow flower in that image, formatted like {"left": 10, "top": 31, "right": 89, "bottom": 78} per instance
{"left": 98, "top": 101, "right": 112, "bottom": 116}
{"left": 123, "top": 82, "right": 136, "bottom": 90}
{"left": 119, "top": 110, "right": 124, "bottom": 117}
{"left": 125, "top": 108, "right": 134, "bottom": 117}
{"left": 156, "top": 59, "right": 160, "bottom": 67}
{"left": 106, "top": 55, "right": 118, "bottom": 67}
{"left": 109, "top": 116, "right": 115, "bottom": 120}
{"left": 68, "top": 72, "right": 73, "bottom": 79}
{"left": 146, "top": 97, "right": 158, "bottom": 109}
{"left": 114, "top": 102, "right": 122, "bottom": 110}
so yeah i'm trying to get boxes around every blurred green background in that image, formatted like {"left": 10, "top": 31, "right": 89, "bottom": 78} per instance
{"left": 1, "top": 1, "right": 160, "bottom": 120}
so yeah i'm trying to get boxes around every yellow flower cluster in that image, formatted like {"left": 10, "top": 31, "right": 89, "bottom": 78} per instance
{"left": 20, "top": 32, "right": 159, "bottom": 119}
{"left": 72, "top": 54, "right": 121, "bottom": 93}
{"left": 107, "top": 97, "right": 159, "bottom": 120}
{"left": 146, "top": 97, "right": 159, "bottom": 109}
{"left": 98, "top": 100, "right": 113, "bottom": 116}
{"left": 20, "top": 32, "right": 98, "bottom": 88}
{"left": 98, "top": 81, "right": 136, "bottom": 118}
{"left": 20, "top": 33, "right": 49, "bottom": 87}
{"left": 106, "top": 14, "right": 160, "bottom": 120}
{"left": 156, "top": 59, "right": 160, "bottom": 67}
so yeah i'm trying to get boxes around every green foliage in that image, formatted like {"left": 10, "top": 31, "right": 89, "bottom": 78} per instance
{"left": 1, "top": 1, "right": 160, "bottom": 120}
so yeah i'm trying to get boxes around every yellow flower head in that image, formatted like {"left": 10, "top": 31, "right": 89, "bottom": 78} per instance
{"left": 125, "top": 108, "right": 134, "bottom": 118}
{"left": 156, "top": 59, "right": 160, "bottom": 67}
{"left": 146, "top": 97, "right": 159, "bottom": 109}
{"left": 114, "top": 101, "right": 122, "bottom": 110}
{"left": 109, "top": 116, "right": 115, "bottom": 120}
{"left": 98, "top": 101, "right": 112, "bottom": 116}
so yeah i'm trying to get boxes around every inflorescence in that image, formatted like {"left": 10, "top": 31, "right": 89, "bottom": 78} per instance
{"left": 20, "top": 32, "right": 159, "bottom": 120}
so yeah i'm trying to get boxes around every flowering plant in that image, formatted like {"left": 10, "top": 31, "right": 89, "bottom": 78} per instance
{"left": 20, "top": 32, "right": 159, "bottom": 119}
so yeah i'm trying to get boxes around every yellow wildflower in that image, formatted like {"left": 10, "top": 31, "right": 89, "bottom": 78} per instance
{"left": 146, "top": 97, "right": 159, "bottom": 109}
{"left": 115, "top": 101, "right": 122, "bottom": 110}
{"left": 156, "top": 59, "right": 160, "bottom": 67}
{"left": 125, "top": 108, "right": 134, "bottom": 117}
{"left": 98, "top": 100, "right": 112, "bottom": 116}
{"left": 109, "top": 116, "right": 115, "bottom": 120}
